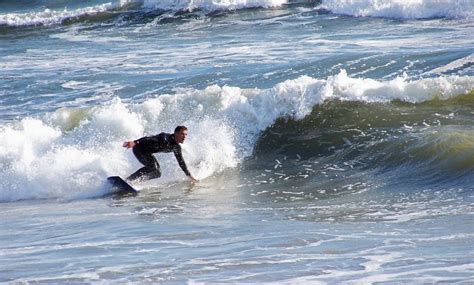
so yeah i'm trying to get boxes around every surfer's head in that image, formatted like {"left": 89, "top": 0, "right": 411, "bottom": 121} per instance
{"left": 174, "top": 126, "right": 188, "bottom": 144}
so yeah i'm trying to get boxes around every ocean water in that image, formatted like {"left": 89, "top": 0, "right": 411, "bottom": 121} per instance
{"left": 1, "top": 0, "right": 474, "bottom": 283}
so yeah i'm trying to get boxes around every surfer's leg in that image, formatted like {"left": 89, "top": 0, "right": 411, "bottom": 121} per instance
{"left": 146, "top": 156, "right": 161, "bottom": 180}
{"left": 127, "top": 166, "right": 149, "bottom": 182}
{"left": 127, "top": 148, "right": 161, "bottom": 182}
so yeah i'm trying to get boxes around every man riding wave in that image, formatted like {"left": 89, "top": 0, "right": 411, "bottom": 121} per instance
{"left": 123, "top": 126, "right": 197, "bottom": 183}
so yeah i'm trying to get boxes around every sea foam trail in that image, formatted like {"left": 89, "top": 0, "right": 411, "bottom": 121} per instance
{"left": 321, "top": 0, "right": 474, "bottom": 20}
{"left": 0, "top": 71, "right": 473, "bottom": 202}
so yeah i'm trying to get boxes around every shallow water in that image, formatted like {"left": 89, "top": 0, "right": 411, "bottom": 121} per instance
{"left": 2, "top": 176, "right": 473, "bottom": 283}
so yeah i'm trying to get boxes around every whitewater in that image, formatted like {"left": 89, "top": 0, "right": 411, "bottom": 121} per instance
{"left": 1, "top": 0, "right": 473, "bottom": 283}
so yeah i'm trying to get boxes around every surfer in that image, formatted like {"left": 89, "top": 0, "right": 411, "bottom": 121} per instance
{"left": 123, "top": 126, "right": 198, "bottom": 183}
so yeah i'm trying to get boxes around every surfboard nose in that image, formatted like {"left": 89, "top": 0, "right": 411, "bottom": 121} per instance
{"left": 107, "top": 176, "right": 138, "bottom": 195}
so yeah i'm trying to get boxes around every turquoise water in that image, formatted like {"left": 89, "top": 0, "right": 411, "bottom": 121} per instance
{"left": 1, "top": 0, "right": 473, "bottom": 283}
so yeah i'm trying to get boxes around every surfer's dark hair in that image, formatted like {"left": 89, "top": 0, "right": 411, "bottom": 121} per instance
{"left": 174, "top": 125, "right": 188, "bottom": 133}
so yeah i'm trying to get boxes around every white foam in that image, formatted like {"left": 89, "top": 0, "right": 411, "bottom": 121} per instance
{"left": 323, "top": 70, "right": 474, "bottom": 103}
{"left": 425, "top": 54, "right": 474, "bottom": 75}
{"left": 0, "top": 3, "right": 117, "bottom": 27}
{"left": 0, "top": 0, "right": 288, "bottom": 28}
{"left": 0, "top": 72, "right": 473, "bottom": 201}
{"left": 321, "top": 0, "right": 474, "bottom": 20}
{"left": 122, "top": 0, "right": 287, "bottom": 12}
{"left": 2, "top": 0, "right": 471, "bottom": 27}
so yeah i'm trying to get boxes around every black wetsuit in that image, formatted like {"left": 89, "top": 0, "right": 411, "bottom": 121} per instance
{"left": 127, "top": 133, "right": 191, "bottom": 182}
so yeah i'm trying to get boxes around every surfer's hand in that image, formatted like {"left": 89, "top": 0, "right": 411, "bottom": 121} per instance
{"left": 122, "top": 141, "right": 136, "bottom": 148}
{"left": 189, "top": 176, "right": 198, "bottom": 183}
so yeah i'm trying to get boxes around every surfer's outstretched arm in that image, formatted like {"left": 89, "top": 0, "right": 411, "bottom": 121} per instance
{"left": 174, "top": 148, "right": 198, "bottom": 183}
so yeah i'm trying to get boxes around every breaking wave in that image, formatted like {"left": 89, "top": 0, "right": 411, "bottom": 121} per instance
{"left": 320, "top": 0, "right": 474, "bottom": 20}
{"left": 2, "top": 0, "right": 471, "bottom": 28}
{"left": 0, "top": 0, "right": 289, "bottom": 27}
{"left": 0, "top": 71, "right": 473, "bottom": 201}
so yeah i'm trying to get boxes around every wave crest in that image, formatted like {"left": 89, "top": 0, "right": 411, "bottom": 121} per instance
{"left": 135, "top": 0, "right": 287, "bottom": 11}
{"left": 0, "top": 3, "right": 117, "bottom": 27}
{"left": 0, "top": 0, "right": 288, "bottom": 27}
{"left": 321, "top": 0, "right": 474, "bottom": 20}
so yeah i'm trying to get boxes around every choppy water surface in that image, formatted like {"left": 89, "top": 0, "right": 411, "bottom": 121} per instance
{"left": 1, "top": 0, "right": 473, "bottom": 283}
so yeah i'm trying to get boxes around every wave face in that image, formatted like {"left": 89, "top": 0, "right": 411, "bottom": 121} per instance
{"left": 321, "top": 0, "right": 474, "bottom": 20}
{"left": 0, "top": 71, "right": 473, "bottom": 202}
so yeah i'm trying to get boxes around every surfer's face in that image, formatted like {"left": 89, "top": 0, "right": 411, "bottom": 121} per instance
{"left": 175, "top": 129, "right": 188, "bottom": 144}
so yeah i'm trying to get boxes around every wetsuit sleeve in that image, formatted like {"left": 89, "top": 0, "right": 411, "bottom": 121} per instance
{"left": 135, "top": 135, "right": 160, "bottom": 145}
{"left": 173, "top": 146, "right": 191, "bottom": 176}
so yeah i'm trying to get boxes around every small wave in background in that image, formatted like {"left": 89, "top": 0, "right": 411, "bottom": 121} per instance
{"left": 0, "top": 0, "right": 292, "bottom": 27}
{"left": 321, "top": 0, "right": 474, "bottom": 20}
{"left": 1, "top": 0, "right": 473, "bottom": 29}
